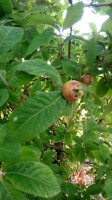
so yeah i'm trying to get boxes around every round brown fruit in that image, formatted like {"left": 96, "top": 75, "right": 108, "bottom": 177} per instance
{"left": 81, "top": 75, "right": 92, "bottom": 86}
{"left": 62, "top": 80, "right": 83, "bottom": 102}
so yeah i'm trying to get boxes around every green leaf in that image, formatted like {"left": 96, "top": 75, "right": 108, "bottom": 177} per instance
{"left": 8, "top": 92, "right": 66, "bottom": 142}
{"left": 0, "top": 26, "right": 24, "bottom": 55}
{"left": 17, "top": 59, "right": 62, "bottom": 86}
{"left": 25, "top": 27, "right": 39, "bottom": 42}
{"left": 84, "top": 184, "right": 102, "bottom": 197}
{"left": 100, "top": 143, "right": 110, "bottom": 161}
{"left": 64, "top": 35, "right": 88, "bottom": 43}
{"left": 3, "top": 145, "right": 41, "bottom": 170}
{"left": 29, "top": 5, "right": 50, "bottom": 13}
{"left": 72, "top": 136, "right": 82, "bottom": 147}
{"left": 89, "top": 22, "right": 97, "bottom": 33}
{"left": 91, "top": 132, "right": 99, "bottom": 144}
{"left": 61, "top": 182, "right": 78, "bottom": 196}
{"left": 27, "top": 28, "right": 54, "bottom": 56}
{"left": 63, "top": 2, "right": 84, "bottom": 30}
{"left": 96, "top": 79, "right": 109, "bottom": 97}
{"left": 42, "top": 49, "right": 49, "bottom": 61}
{"left": 78, "top": 149, "right": 85, "bottom": 164}
{"left": 101, "top": 18, "right": 112, "bottom": 33}
{"left": 94, "top": 150, "right": 105, "bottom": 164}
{"left": 8, "top": 71, "right": 34, "bottom": 88}
{"left": 107, "top": 158, "right": 112, "bottom": 167}
{"left": 106, "top": 8, "right": 112, "bottom": 19}
{"left": 62, "top": 60, "right": 80, "bottom": 79}
{"left": 25, "top": 13, "right": 56, "bottom": 28}
{"left": 42, "top": 149, "right": 54, "bottom": 165}
{"left": 102, "top": 98, "right": 112, "bottom": 118}
{"left": 0, "top": 0, "right": 12, "bottom": 15}
{"left": 0, "top": 89, "right": 9, "bottom": 107}
{"left": 87, "top": 38, "right": 97, "bottom": 67}
{"left": 64, "top": 132, "right": 72, "bottom": 146}
{"left": 0, "top": 178, "right": 27, "bottom": 200}
{"left": 54, "top": 126, "right": 65, "bottom": 143}
{"left": 0, "top": 137, "right": 21, "bottom": 162}
{"left": 95, "top": 165, "right": 106, "bottom": 181}
{"left": 0, "top": 124, "right": 8, "bottom": 138}
{"left": 83, "top": 129, "right": 91, "bottom": 144}
{"left": 0, "top": 54, "right": 13, "bottom": 63}
{"left": 5, "top": 161, "right": 60, "bottom": 198}
{"left": 105, "top": 179, "right": 112, "bottom": 199}
{"left": 82, "top": 83, "right": 101, "bottom": 104}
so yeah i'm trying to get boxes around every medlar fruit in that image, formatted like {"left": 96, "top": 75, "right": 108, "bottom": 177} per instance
{"left": 62, "top": 80, "right": 83, "bottom": 102}
{"left": 81, "top": 75, "right": 92, "bottom": 86}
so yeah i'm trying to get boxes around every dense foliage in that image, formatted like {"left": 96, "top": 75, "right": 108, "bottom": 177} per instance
{"left": 0, "top": 0, "right": 112, "bottom": 199}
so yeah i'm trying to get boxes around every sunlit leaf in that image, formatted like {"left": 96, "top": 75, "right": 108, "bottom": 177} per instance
{"left": 5, "top": 161, "right": 60, "bottom": 198}
{"left": 0, "top": 26, "right": 24, "bottom": 54}
{"left": 8, "top": 92, "right": 66, "bottom": 142}
{"left": 63, "top": 2, "right": 84, "bottom": 30}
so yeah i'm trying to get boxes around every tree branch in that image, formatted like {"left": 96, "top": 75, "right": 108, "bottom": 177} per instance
{"left": 68, "top": 27, "right": 72, "bottom": 59}
{"left": 86, "top": 2, "right": 112, "bottom": 7}
{"left": 68, "top": 0, "right": 73, "bottom": 59}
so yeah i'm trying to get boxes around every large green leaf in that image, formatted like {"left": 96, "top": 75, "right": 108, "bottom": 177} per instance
{"left": 0, "top": 89, "right": 9, "bottom": 107}
{"left": 0, "top": 26, "right": 24, "bottom": 55}
{"left": 0, "top": 0, "right": 12, "bottom": 16}
{"left": 87, "top": 38, "right": 97, "bottom": 67}
{"left": 5, "top": 161, "right": 60, "bottom": 198}
{"left": 25, "top": 13, "right": 56, "bottom": 28}
{"left": 8, "top": 92, "right": 66, "bottom": 142}
{"left": 105, "top": 179, "right": 112, "bottom": 199}
{"left": 17, "top": 59, "right": 62, "bottom": 86}
{"left": 27, "top": 28, "right": 54, "bottom": 56}
{"left": 63, "top": 2, "right": 84, "bottom": 30}
{"left": 0, "top": 178, "right": 27, "bottom": 200}
{"left": 8, "top": 71, "right": 34, "bottom": 88}
{"left": 3, "top": 145, "right": 41, "bottom": 170}
{"left": 0, "top": 137, "right": 21, "bottom": 161}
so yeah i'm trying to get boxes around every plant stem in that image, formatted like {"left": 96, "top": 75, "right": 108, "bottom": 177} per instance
{"left": 0, "top": 74, "right": 10, "bottom": 88}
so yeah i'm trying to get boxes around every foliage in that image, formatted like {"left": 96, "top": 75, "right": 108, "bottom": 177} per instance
{"left": 0, "top": 0, "right": 112, "bottom": 199}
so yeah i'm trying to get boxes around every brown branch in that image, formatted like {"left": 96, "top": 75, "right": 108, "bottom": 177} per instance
{"left": 68, "top": 27, "right": 72, "bottom": 59}
{"left": 86, "top": 3, "right": 112, "bottom": 7}
{"left": 68, "top": 0, "right": 73, "bottom": 59}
